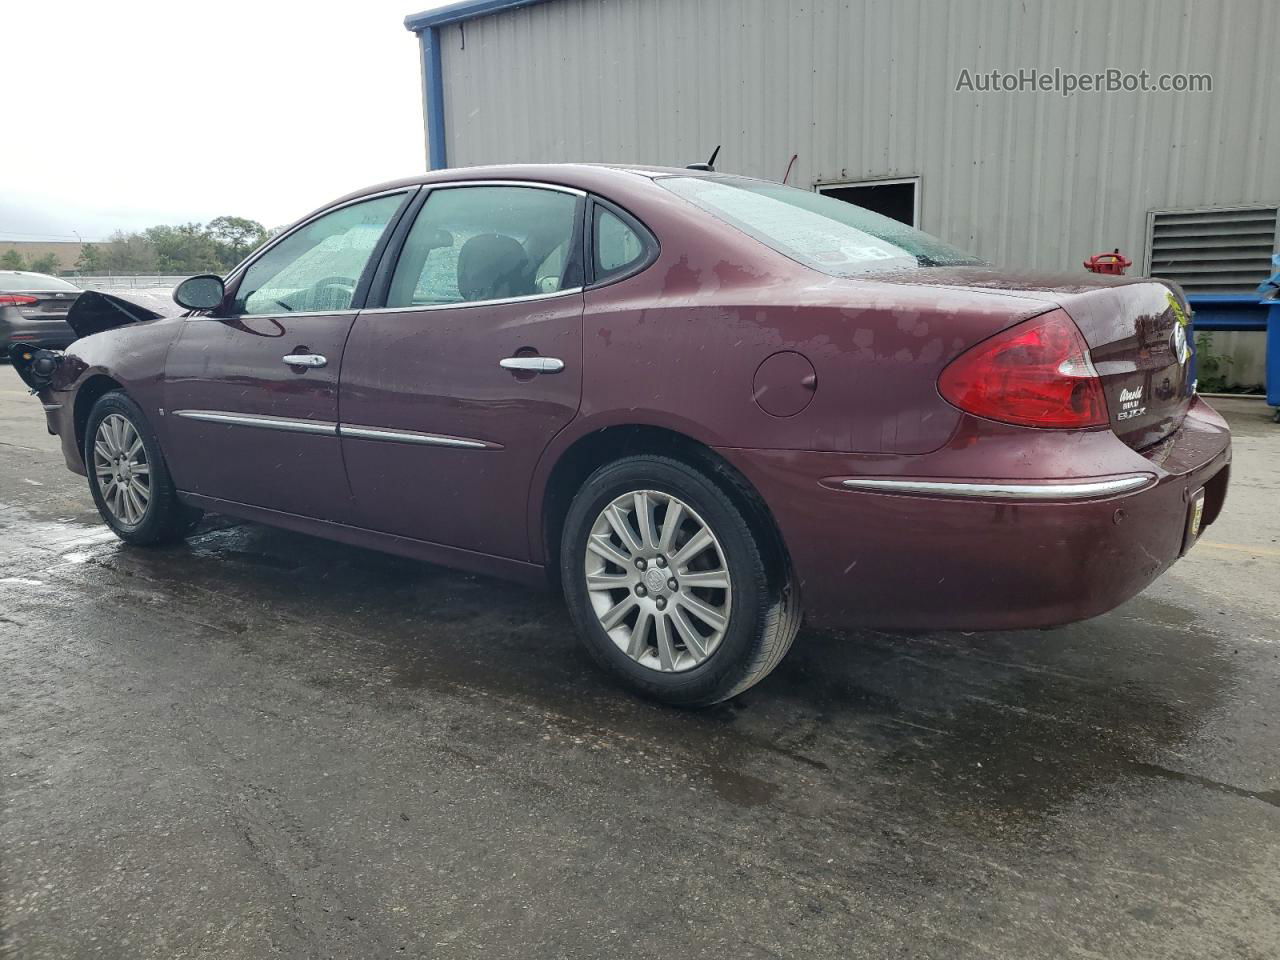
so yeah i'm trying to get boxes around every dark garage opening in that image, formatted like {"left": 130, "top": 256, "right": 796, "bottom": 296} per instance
{"left": 819, "top": 180, "right": 917, "bottom": 226}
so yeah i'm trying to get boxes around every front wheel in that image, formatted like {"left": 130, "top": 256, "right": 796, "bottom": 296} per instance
{"left": 85, "top": 391, "right": 202, "bottom": 545}
{"left": 561, "top": 455, "right": 799, "bottom": 707}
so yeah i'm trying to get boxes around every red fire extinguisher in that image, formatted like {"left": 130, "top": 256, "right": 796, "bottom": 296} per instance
{"left": 1083, "top": 249, "right": 1132, "bottom": 275}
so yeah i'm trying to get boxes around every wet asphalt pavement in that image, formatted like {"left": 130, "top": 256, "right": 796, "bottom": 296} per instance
{"left": 1, "top": 376, "right": 1278, "bottom": 959}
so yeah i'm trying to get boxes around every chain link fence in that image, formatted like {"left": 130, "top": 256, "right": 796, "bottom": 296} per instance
{"left": 62, "top": 275, "right": 192, "bottom": 291}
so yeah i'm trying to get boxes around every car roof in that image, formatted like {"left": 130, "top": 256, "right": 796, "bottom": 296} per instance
{"left": 323, "top": 163, "right": 724, "bottom": 211}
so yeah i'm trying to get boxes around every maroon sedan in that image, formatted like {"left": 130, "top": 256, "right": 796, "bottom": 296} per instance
{"left": 13, "top": 165, "right": 1230, "bottom": 705}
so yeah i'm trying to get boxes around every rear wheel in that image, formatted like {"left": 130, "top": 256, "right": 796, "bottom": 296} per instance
{"left": 561, "top": 455, "right": 799, "bottom": 706}
{"left": 85, "top": 391, "right": 202, "bottom": 545}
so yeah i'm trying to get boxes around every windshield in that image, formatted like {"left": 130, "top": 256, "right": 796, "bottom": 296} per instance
{"left": 0, "top": 272, "right": 81, "bottom": 292}
{"left": 657, "top": 175, "right": 984, "bottom": 276}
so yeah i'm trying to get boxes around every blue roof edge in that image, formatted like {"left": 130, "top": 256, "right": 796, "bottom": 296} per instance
{"left": 404, "top": 0, "right": 549, "bottom": 32}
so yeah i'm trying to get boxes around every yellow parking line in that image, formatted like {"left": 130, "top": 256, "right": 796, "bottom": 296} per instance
{"left": 1199, "top": 541, "right": 1280, "bottom": 558}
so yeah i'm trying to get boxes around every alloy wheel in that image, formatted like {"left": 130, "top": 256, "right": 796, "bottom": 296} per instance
{"left": 92, "top": 413, "right": 151, "bottom": 526}
{"left": 583, "top": 489, "right": 733, "bottom": 672}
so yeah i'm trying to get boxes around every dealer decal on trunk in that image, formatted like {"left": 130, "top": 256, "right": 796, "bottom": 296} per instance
{"left": 1117, "top": 385, "right": 1146, "bottom": 421}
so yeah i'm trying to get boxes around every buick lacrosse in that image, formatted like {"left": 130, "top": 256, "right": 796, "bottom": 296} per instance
{"left": 11, "top": 164, "right": 1231, "bottom": 705}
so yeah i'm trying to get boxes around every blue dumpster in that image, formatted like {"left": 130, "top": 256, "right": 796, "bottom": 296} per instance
{"left": 1186, "top": 285, "right": 1279, "bottom": 411}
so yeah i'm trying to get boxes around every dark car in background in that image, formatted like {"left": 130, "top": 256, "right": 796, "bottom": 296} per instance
{"left": 0, "top": 271, "right": 82, "bottom": 351}
{"left": 11, "top": 164, "right": 1231, "bottom": 706}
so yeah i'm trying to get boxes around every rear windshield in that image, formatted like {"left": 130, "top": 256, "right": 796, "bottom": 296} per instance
{"left": 0, "top": 272, "right": 81, "bottom": 292}
{"left": 656, "top": 175, "right": 983, "bottom": 276}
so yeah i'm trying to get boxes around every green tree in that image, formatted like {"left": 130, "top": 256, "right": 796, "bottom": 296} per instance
{"left": 27, "top": 252, "right": 61, "bottom": 275}
{"left": 75, "top": 243, "right": 101, "bottom": 272}
{"left": 207, "top": 215, "right": 268, "bottom": 269}
{"left": 98, "top": 231, "right": 159, "bottom": 273}
{"left": 144, "top": 223, "right": 221, "bottom": 273}
{"left": 60, "top": 216, "right": 265, "bottom": 277}
{"left": 0, "top": 250, "right": 25, "bottom": 270}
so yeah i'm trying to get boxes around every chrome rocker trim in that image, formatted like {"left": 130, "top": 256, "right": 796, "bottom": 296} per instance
{"left": 839, "top": 475, "right": 1154, "bottom": 500}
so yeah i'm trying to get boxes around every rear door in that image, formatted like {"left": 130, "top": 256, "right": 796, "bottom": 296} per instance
{"left": 339, "top": 182, "right": 586, "bottom": 560}
{"left": 163, "top": 190, "right": 413, "bottom": 520}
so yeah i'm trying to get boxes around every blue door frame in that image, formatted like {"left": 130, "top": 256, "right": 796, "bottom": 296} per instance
{"left": 404, "top": 0, "right": 550, "bottom": 170}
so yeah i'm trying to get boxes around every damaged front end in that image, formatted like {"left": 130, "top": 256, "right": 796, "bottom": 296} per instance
{"left": 9, "top": 289, "right": 181, "bottom": 392}
{"left": 63, "top": 288, "right": 177, "bottom": 338}
{"left": 8, "top": 342, "right": 64, "bottom": 392}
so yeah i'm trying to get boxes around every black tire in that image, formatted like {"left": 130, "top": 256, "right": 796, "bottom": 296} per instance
{"left": 561, "top": 455, "right": 800, "bottom": 707}
{"left": 84, "top": 390, "right": 202, "bottom": 545}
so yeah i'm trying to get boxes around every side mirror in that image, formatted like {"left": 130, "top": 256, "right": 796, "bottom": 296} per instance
{"left": 173, "top": 274, "right": 225, "bottom": 311}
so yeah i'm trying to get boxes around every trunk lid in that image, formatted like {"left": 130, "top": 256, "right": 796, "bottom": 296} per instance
{"left": 1056, "top": 281, "right": 1193, "bottom": 450}
{"left": 876, "top": 268, "right": 1194, "bottom": 449}
{"left": 7, "top": 289, "right": 81, "bottom": 319}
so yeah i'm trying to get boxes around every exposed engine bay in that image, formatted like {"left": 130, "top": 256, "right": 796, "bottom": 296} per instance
{"left": 8, "top": 289, "right": 182, "bottom": 391}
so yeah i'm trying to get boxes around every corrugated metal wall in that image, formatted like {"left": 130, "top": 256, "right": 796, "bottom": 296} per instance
{"left": 436, "top": 0, "right": 1280, "bottom": 277}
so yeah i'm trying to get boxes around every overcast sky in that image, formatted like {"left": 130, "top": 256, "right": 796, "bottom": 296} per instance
{"left": 1, "top": 0, "right": 447, "bottom": 242}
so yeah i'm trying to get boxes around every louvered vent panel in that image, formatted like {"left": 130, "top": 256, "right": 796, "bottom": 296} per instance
{"left": 1150, "top": 208, "right": 1278, "bottom": 293}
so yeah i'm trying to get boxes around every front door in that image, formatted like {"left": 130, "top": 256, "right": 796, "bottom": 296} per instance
{"left": 163, "top": 191, "right": 411, "bottom": 520}
{"left": 339, "top": 183, "right": 585, "bottom": 560}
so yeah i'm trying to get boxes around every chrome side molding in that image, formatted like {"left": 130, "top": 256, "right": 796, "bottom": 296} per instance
{"left": 171, "top": 409, "right": 337, "bottom": 436}
{"left": 172, "top": 409, "right": 497, "bottom": 449}
{"left": 339, "top": 425, "right": 494, "bottom": 449}
{"left": 839, "top": 474, "right": 1154, "bottom": 500}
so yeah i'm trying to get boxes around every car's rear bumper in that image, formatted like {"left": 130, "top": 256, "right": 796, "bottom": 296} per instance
{"left": 718, "top": 397, "right": 1232, "bottom": 631}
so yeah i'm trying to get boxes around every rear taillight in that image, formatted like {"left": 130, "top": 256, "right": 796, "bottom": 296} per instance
{"left": 0, "top": 295, "right": 39, "bottom": 306}
{"left": 938, "top": 309, "right": 1109, "bottom": 429}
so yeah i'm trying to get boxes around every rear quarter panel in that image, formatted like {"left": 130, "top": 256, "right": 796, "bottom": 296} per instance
{"left": 575, "top": 187, "right": 1048, "bottom": 455}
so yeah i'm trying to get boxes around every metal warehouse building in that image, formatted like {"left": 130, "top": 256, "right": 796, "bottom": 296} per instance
{"left": 405, "top": 0, "right": 1280, "bottom": 378}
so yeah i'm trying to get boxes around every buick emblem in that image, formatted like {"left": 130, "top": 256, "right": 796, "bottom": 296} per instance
{"left": 1171, "top": 323, "right": 1190, "bottom": 365}
{"left": 644, "top": 567, "right": 668, "bottom": 595}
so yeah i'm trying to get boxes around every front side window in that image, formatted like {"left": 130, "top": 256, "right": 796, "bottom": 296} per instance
{"left": 657, "top": 175, "right": 983, "bottom": 276}
{"left": 234, "top": 193, "right": 404, "bottom": 315}
{"left": 386, "top": 186, "right": 580, "bottom": 308}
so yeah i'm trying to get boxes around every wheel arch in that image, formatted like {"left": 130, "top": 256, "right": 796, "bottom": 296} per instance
{"left": 73, "top": 374, "right": 126, "bottom": 465}
{"left": 534, "top": 422, "right": 791, "bottom": 592}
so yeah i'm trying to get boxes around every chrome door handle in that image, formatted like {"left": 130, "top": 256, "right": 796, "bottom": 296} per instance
{"left": 282, "top": 354, "right": 327, "bottom": 368}
{"left": 499, "top": 356, "right": 564, "bottom": 374}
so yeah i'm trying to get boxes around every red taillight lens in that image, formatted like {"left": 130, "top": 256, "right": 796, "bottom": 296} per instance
{"left": 938, "top": 309, "right": 1109, "bottom": 429}
{"left": 0, "top": 295, "right": 39, "bottom": 306}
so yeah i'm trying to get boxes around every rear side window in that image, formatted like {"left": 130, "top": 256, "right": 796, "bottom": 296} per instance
{"left": 657, "top": 175, "right": 983, "bottom": 276}
{"left": 386, "top": 186, "right": 581, "bottom": 308}
{"left": 595, "top": 208, "right": 645, "bottom": 274}
{"left": 234, "top": 193, "right": 405, "bottom": 316}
